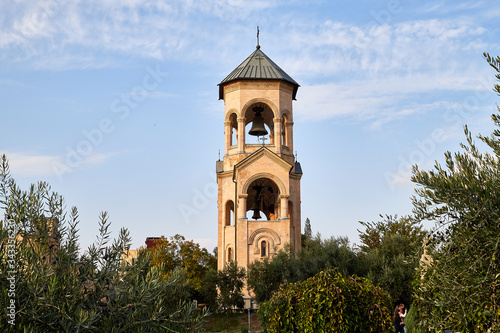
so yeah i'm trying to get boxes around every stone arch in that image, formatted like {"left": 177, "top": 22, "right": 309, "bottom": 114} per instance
{"left": 225, "top": 110, "right": 239, "bottom": 147}
{"left": 224, "top": 108, "right": 240, "bottom": 121}
{"left": 242, "top": 99, "right": 277, "bottom": 145}
{"left": 281, "top": 109, "right": 293, "bottom": 122}
{"left": 248, "top": 228, "right": 281, "bottom": 255}
{"left": 242, "top": 172, "right": 286, "bottom": 197}
{"left": 281, "top": 110, "right": 293, "bottom": 148}
{"left": 241, "top": 98, "right": 279, "bottom": 120}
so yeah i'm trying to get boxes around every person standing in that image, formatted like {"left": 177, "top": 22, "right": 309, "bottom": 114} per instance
{"left": 393, "top": 304, "right": 405, "bottom": 333}
{"left": 399, "top": 304, "right": 407, "bottom": 333}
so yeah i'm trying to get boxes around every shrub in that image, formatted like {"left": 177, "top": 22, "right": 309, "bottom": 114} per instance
{"left": 258, "top": 268, "right": 392, "bottom": 332}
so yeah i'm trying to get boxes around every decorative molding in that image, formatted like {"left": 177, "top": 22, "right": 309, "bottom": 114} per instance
{"left": 224, "top": 83, "right": 240, "bottom": 95}
{"left": 248, "top": 228, "right": 281, "bottom": 246}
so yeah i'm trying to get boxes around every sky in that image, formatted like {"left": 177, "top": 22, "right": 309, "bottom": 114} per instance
{"left": 1, "top": 0, "right": 500, "bottom": 253}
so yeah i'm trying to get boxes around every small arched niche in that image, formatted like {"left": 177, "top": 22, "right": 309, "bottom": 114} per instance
{"left": 225, "top": 200, "right": 234, "bottom": 226}
{"left": 246, "top": 178, "right": 280, "bottom": 221}
{"left": 261, "top": 240, "right": 268, "bottom": 257}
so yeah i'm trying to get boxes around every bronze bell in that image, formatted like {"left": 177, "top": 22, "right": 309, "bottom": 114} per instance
{"left": 251, "top": 203, "right": 261, "bottom": 220}
{"left": 249, "top": 105, "right": 268, "bottom": 136}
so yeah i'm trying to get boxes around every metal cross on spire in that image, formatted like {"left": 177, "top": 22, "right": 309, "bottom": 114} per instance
{"left": 256, "top": 26, "right": 260, "bottom": 49}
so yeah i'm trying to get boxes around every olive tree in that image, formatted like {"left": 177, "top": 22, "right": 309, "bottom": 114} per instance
{"left": 0, "top": 155, "right": 207, "bottom": 332}
{"left": 409, "top": 54, "right": 500, "bottom": 332}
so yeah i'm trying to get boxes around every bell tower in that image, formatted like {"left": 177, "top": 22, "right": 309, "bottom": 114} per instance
{"left": 216, "top": 39, "right": 302, "bottom": 269}
{"left": 216, "top": 41, "right": 302, "bottom": 275}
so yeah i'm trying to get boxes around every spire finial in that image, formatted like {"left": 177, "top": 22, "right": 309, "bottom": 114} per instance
{"left": 256, "top": 26, "right": 260, "bottom": 49}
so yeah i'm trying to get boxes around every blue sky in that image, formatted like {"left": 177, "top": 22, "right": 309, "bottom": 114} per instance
{"left": 1, "top": 0, "right": 499, "bottom": 252}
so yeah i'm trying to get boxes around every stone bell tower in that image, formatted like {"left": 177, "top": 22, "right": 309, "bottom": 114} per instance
{"left": 216, "top": 39, "right": 303, "bottom": 275}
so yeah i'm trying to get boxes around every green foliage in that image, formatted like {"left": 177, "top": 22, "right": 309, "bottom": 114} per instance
{"left": 258, "top": 268, "right": 392, "bottom": 332}
{"left": 248, "top": 235, "right": 362, "bottom": 303}
{"left": 303, "top": 217, "right": 312, "bottom": 239}
{"left": 200, "top": 268, "right": 218, "bottom": 311}
{"left": 404, "top": 305, "right": 430, "bottom": 333}
{"left": 409, "top": 54, "right": 500, "bottom": 331}
{"left": 358, "top": 214, "right": 426, "bottom": 254}
{"left": 0, "top": 155, "right": 207, "bottom": 332}
{"left": 216, "top": 261, "right": 246, "bottom": 313}
{"left": 148, "top": 234, "right": 217, "bottom": 294}
{"left": 358, "top": 215, "right": 426, "bottom": 305}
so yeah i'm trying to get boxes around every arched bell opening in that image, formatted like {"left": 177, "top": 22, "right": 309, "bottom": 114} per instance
{"left": 246, "top": 178, "right": 280, "bottom": 221}
{"left": 225, "top": 200, "right": 234, "bottom": 226}
{"left": 244, "top": 103, "right": 274, "bottom": 145}
{"left": 228, "top": 113, "right": 238, "bottom": 147}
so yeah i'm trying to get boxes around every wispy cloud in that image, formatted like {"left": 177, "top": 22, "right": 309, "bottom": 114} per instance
{"left": 0, "top": 0, "right": 279, "bottom": 69}
{"left": 3, "top": 152, "right": 63, "bottom": 177}
{"left": 2, "top": 151, "right": 118, "bottom": 177}
{"left": 295, "top": 69, "right": 490, "bottom": 123}
{"left": 281, "top": 18, "right": 487, "bottom": 79}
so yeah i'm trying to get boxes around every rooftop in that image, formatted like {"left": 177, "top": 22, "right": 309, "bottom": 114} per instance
{"left": 218, "top": 46, "right": 299, "bottom": 100}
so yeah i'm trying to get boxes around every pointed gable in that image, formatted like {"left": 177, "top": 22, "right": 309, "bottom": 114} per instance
{"left": 233, "top": 147, "right": 293, "bottom": 179}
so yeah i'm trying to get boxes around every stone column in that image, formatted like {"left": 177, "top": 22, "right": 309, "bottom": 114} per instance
{"left": 273, "top": 117, "right": 282, "bottom": 153}
{"left": 237, "top": 117, "right": 246, "bottom": 153}
{"left": 237, "top": 193, "right": 249, "bottom": 269}
{"left": 280, "top": 194, "right": 290, "bottom": 220}
{"left": 238, "top": 194, "right": 248, "bottom": 220}
{"left": 286, "top": 121, "right": 294, "bottom": 152}
{"left": 224, "top": 120, "right": 231, "bottom": 155}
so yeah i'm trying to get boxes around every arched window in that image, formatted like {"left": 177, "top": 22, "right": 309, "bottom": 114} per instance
{"left": 261, "top": 240, "right": 267, "bottom": 257}
{"left": 227, "top": 247, "right": 233, "bottom": 262}
{"left": 225, "top": 200, "right": 234, "bottom": 226}
{"left": 229, "top": 113, "right": 237, "bottom": 146}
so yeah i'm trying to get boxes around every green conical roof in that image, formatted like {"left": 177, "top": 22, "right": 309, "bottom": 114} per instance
{"left": 218, "top": 47, "right": 299, "bottom": 100}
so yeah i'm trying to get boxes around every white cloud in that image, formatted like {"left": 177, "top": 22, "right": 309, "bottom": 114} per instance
{"left": 2, "top": 151, "right": 118, "bottom": 177}
{"left": 0, "top": 0, "right": 279, "bottom": 69}
{"left": 281, "top": 18, "right": 487, "bottom": 79}
{"left": 294, "top": 68, "right": 490, "bottom": 123}
{"left": 3, "top": 152, "right": 63, "bottom": 177}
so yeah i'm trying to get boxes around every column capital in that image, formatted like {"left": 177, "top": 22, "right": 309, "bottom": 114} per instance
{"left": 237, "top": 117, "right": 246, "bottom": 123}
{"left": 279, "top": 194, "right": 290, "bottom": 199}
{"left": 239, "top": 194, "right": 248, "bottom": 199}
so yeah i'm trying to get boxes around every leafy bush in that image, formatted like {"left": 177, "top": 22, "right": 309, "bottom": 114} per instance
{"left": 248, "top": 235, "right": 362, "bottom": 303}
{"left": 258, "top": 268, "right": 392, "bottom": 332}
